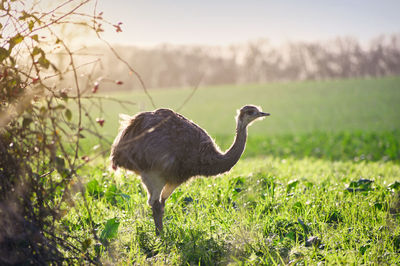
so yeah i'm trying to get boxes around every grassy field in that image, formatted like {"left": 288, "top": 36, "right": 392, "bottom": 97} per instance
{"left": 70, "top": 157, "right": 400, "bottom": 264}
{"left": 92, "top": 76, "right": 400, "bottom": 138}
{"left": 65, "top": 77, "right": 400, "bottom": 264}
{"left": 79, "top": 76, "right": 400, "bottom": 162}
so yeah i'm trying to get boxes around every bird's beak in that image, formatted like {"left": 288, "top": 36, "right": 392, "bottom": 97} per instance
{"left": 259, "top": 112, "right": 270, "bottom": 117}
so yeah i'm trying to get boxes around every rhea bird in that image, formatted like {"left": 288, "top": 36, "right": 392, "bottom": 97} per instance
{"left": 110, "top": 105, "right": 269, "bottom": 234}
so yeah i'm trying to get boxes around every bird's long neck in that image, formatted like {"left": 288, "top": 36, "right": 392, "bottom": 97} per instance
{"left": 210, "top": 121, "right": 248, "bottom": 175}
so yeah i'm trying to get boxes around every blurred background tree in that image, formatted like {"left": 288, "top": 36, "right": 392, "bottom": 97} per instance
{"left": 89, "top": 35, "right": 400, "bottom": 90}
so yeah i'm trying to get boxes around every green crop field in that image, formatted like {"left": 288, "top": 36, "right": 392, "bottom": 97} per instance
{"left": 92, "top": 76, "right": 400, "bottom": 138}
{"left": 66, "top": 77, "right": 400, "bottom": 264}
{"left": 80, "top": 76, "right": 400, "bottom": 161}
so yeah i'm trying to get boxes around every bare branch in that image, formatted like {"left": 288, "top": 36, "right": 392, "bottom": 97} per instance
{"left": 176, "top": 73, "right": 204, "bottom": 112}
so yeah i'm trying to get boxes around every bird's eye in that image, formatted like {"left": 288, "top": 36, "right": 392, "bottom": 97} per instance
{"left": 247, "top": 110, "right": 255, "bottom": 115}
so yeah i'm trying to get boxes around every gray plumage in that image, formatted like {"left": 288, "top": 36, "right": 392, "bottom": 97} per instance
{"left": 110, "top": 105, "right": 269, "bottom": 234}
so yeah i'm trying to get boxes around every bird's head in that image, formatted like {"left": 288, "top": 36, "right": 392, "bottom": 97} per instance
{"left": 237, "top": 105, "right": 270, "bottom": 129}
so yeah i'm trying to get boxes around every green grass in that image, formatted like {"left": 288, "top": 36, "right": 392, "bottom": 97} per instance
{"left": 60, "top": 77, "right": 400, "bottom": 264}
{"left": 224, "top": 130, "right": 400, "bottom": 162}
{"left": 67, "top": 157, "right": 400, "bottom": 264}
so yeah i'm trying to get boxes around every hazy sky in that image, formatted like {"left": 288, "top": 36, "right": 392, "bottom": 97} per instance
{"left": 96, "top": 0, "right": 399, "bottom": 46}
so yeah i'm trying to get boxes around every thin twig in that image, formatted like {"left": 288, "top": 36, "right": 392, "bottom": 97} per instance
{"left": 68, "top": 95, "right": 136, "bottom": 105}
{"left": 176, "top": 73, "right": 204, "bottom": 112}
{"left": 52, "top": 33, "right": 82, "bottom": 166}
{"left": 30, "top": 0, "right": 91, "bottom": 36}
{"left": 92, "top": 1, "right": 156, "bottom": 109}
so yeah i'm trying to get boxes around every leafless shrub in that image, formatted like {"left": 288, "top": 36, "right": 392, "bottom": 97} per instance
{"left": 0, "top": 0, "right": 142, "bottom": 263}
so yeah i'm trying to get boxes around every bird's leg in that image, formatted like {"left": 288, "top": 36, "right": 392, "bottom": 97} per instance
{"left": 151, "top": 200, "right": 164, "bottom": 235}
{"left": 140, "top": 173, "right": 166, "bottom": 235}
{"left": 160, "top": 183, "right": 179, "bottom": 205}
{"left": 152, "top": 183, "right": 178, "bottom": 235}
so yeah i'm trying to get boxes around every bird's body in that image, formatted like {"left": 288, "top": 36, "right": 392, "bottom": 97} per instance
{"left": 110, "top": 105, "right": 269, "bottom": 234}
{"left": 112, "top": 109, "right": 227, "bottom": 183}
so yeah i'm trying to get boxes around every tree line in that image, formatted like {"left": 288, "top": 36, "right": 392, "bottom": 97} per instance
{"left": 89, "top": 34, "right": 400, "bottom": 90}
